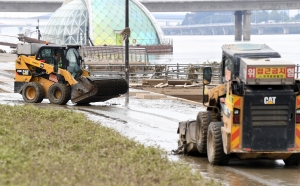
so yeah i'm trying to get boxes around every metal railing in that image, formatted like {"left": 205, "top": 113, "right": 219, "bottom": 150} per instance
{"left": 86, "top": 63, "right": 221, "bottom": 84}
{"left": 86, "top": 63, "right": 300, "bottom": 84}
{"left": 80, "top": 46, "right": 149, "bottom": 64}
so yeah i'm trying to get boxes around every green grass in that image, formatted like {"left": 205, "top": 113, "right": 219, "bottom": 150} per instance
{"left": 0, "top": 104, "right": 218, "bottom": 186}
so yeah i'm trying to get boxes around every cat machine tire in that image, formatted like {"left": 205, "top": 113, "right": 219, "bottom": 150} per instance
{"left": 22, "top": 82, "right": 45, "bottom": 103}
{"left": 207, "top": 122, "right": 230, "bottom": 165}
{"left": 283, "top": 154, "right": 300, "bottom": 166}
{"left": 195, "top": 111, "right": 216, "bottom": 154}
{"left": 48, "top": 83, "right": 71, "bottom": 105}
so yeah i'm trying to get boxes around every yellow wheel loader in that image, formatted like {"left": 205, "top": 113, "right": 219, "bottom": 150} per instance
{"left": 177, "top": 43, "right": 300, "bottom": 166}
{"left": 14, "top": 43, "right": 128, "bottom": 105}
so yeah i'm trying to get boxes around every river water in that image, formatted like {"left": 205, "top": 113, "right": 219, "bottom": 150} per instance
{"left": 149, "top": 34, "right": 300, "bottom": 65}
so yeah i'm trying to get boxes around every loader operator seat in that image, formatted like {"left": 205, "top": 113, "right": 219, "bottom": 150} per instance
{"left": 54, "top": 50, "right": 63, "bottom": 68}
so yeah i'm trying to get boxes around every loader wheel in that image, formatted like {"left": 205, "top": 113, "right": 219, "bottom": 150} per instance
{"left": 22, "top": 82, "right": 45, "bottom": 103}
{"left": 48, "top": 83, "right": 71, "bottom": 105}
{"left": 283, "top": 154, "right": 300, "bottom": 166}
{"left": 196, "top": 111, "right": 213, "bottom": 154}
{"left": 207, "top": 122, "right": 230, "bottom": 165}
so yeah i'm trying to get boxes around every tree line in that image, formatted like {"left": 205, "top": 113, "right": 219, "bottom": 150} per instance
{"left": 181, "top": 10, "right": 300, "bottom": 34}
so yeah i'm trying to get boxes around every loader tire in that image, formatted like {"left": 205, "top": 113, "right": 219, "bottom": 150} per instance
{"left": 48, "top": 83, "right": 71, "bottom": 105}
{"left": 207, "top": 122, "right": 230, "bottom": 165}
{"left": 196, "top": 111, "right": 213, "bottom": 154}
{"left": 283, "top": 154, "right": 300, "bottom": 166}
{"left": 22, "top": 82, "right": 45, "bottom": 103}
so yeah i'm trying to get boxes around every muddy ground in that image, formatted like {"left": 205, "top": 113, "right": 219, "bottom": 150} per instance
{"left": 0, "top": 57, "right": 299, "bottom": 186}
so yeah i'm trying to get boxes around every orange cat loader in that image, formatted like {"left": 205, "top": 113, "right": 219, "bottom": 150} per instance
{"left": 177, "top": 43, "right": 300, "bottom": 166}
{"left": 14, "top": 43, "right": 128, "bottom": 105}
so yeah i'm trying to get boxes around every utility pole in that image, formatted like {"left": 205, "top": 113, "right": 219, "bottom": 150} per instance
{"left": 125, "top": 0, "right": 129, "bottom": 108}
{"left": 36, "top": 19, "right": 41, "bottom": 43}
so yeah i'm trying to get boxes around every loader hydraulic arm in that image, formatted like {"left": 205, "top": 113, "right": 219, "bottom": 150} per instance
{"left": 16, "top": 55, "right": 78, "bottom": 86}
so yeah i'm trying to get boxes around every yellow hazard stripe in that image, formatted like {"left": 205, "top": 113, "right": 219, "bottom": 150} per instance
{"left": 296, "top": 125, "right": 300, "bottom": 149}
{"left": 231, "top": 125, "right": 240, "bottom": 149}
{"left": 297, "top": 96, "right": 300, "bottom": 108}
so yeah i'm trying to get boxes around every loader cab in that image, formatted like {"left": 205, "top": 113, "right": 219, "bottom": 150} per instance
{"left": 220, "top": 44, "right": 281, "bottom": 84}
{"left": 36, "top": 45, "right": 83, "bottom": 78}
{"left": 36, "top": 46, "right": 66, "bottom": 68}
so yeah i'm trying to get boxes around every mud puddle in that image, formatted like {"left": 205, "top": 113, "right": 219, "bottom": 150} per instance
{"left": 0, "top": 93, "right": 299, "bottom": 186}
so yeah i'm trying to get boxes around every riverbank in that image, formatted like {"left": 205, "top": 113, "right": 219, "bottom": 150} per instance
{"left": 0, "top": 104, "right": 218, "bottom": 186}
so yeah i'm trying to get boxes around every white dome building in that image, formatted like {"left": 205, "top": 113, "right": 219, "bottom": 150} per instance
{"left": 43, "top": 0, "right": 164, "bottom": 46}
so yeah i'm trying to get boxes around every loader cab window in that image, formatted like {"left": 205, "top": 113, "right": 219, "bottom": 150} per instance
{"left": 66, "top": 48, "right": 80, "bottom": 77}
{"left": 221, "top": 56, "right": 234, "bottom": 82}
{"left": 225, "top": 59, "right": 233, "bottom": 72}
{"left": 37, "top": 48, "right": 53, "bottom": 64}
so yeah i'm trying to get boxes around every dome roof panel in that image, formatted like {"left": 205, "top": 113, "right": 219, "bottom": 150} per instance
{"left": 44, "top": 0, "right": 163, "bottom": 45}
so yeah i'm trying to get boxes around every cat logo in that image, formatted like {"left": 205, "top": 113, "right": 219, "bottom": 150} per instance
{"left": 264, "top": 97, "right": 276, "bottom": 104}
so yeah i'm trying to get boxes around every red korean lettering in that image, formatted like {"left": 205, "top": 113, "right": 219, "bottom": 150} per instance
{"left": 272, "top": 68, "right": 278, "bottom": 74}
{"left": 247, "top": 68, "right": 255, "bottom": 78}
{"left": 286, "top": 67, "right": 294, "bottom": 78}
{"left": 257, "top": 68, "right": 263, "bottom": 74}
{"left": 279, "top": 68, "right": 286, "bottom": 74}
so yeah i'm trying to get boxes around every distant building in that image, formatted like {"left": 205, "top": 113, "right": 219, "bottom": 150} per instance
{"left": 151, "top": 13, "right": 186, "bottom": 26}
{"left": 43, "top": 0, "right": 164, "bottom": 46}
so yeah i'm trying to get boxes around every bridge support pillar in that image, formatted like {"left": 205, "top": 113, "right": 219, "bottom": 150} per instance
{"left": 222, "top": 28, "right": 228, "bottom": 35}
{"left": 243, "top": 10, "right": 251, "bottom": 41}
{"left": 258, "top": 28, "right": 264, "bottom": 35}
{"left": 283, "top": 27, "right": 289, "bottom": 34}
{"left": 200, "top": 29, "right": 204, "bottom": 35}
{"left": 235, "top": 11, "right": 243, "bottom": 41}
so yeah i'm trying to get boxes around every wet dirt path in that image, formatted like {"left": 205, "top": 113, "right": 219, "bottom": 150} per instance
{"left": 1, "top": 93, "right": 299, "bottom": 186}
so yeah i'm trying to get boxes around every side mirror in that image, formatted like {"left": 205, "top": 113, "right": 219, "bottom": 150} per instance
{"left": 203, "top": 67, "right": 212, "bottom": 85}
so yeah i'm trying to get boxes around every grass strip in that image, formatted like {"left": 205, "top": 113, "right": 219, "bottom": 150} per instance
{"left": 0, "top": 104, "right": 218, "bottom": 186}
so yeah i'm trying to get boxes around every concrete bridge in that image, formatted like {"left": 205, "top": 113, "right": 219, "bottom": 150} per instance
{"left": 1, "top": 0, "right": 300, "bottom": 42}
{"left": 1, "top": 0, "right": 299, "bottom": 12}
